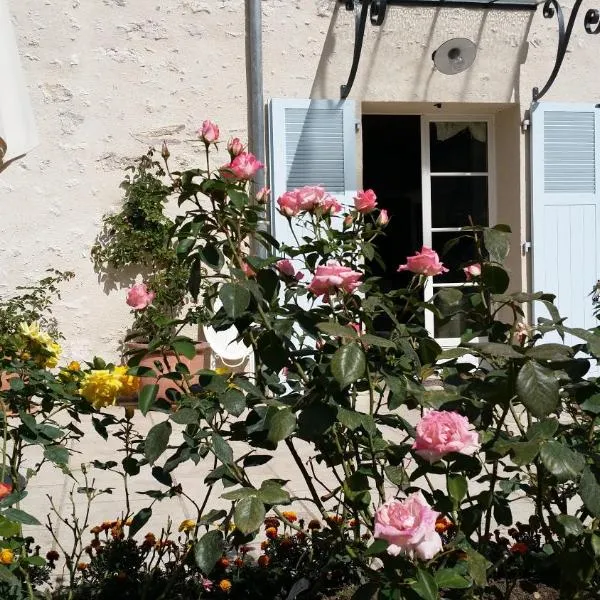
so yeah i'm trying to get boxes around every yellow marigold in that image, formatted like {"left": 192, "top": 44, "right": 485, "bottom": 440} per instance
{"left": 79, "top": 370, "right": 123, "bottom": 409}
{"left": 112, "top": 366, "right": 140, "bottom": 396}
{"left": 0, "top": 549, "right": 13, "bottom": 565}
{"left": 218, "top": 579, "right": 232, "bottom": 592}
{"left": 68, "top": 361, "right": 81, "bottom": 371}
{"left": 178, "top": 519, "right": 196, "bottom": 533}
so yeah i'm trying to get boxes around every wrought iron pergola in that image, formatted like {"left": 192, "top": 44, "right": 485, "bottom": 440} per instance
{"left": 339, "top": 0, "right": 600, "bottom": 101}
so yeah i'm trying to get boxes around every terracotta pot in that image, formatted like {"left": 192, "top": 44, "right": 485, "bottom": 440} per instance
{"left": 124, "top": 342, "right": 211, "bottom": 402}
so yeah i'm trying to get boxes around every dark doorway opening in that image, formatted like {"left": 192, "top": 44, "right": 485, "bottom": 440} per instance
{"left": 362, "top": 114, "right": 422, "bottom": 292}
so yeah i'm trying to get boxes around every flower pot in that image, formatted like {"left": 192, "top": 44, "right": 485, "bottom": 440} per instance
{"left": 124, "top": 342, "right": 211, "bottom": 403}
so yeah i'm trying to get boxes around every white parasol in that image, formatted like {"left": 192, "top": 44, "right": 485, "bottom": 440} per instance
{"left": 0, "top": 0, "right": 37, "bottom": 172}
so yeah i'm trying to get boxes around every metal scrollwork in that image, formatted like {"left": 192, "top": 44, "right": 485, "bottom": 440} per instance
{"left": 340, "top": 0, "right": 388, "bottom": 98}
{"left": 533, "top": 0, "right": 600, "bottom": 101}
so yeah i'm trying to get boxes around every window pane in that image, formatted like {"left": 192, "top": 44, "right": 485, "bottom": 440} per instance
{"left": 431, "top": 176, "right": 488, "bottom": 228}
{"left": 430, "top": 122, "right": 487, "bottom": 173}
{"left": 431, "top": 232, "right": 478, "bottom": 283}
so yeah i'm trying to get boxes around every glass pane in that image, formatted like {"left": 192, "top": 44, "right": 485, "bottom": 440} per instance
{"left": 430, "top": 122, "right": 487, "bottom": 173}
{"left": 434, "top": 288, "right": 485, "bottom": 338}
{"left": 431, "top": 176, "right": 488, "bottom": 228}
{"left": 431, "top": 232, "right": 478, "bottom": 283}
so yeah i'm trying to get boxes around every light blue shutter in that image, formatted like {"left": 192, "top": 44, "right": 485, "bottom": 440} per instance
{"left": 531, "top": 103, "right": 600, "bottom": 339}
{"left": 268, "top": 99, "right": 357, "bottom": 248}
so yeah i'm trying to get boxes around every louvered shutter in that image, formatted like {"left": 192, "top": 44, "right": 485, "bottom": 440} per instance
{"left": 531, "top": 103, "right": 600, "bottom": 340}
{"left": 268, "top": 99, "right": 357, "bottom": 248}
{"left": 0, "top": 0, "right": 37, "bottom": 165}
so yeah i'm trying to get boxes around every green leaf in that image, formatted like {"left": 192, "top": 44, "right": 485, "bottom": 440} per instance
{"left": 481, "top": 264, "right": 509, "bottom": 294}
{"left": 343, "top": 473, "right": 371, "bottom": 508}
{"left": 44, "top": 445, "right": 69, "bottom": 465}
{"left": 268, "top": 408, "right": 296, "bottom": 443}
{"left": 138, "top": 384, "right": 158, "bottom": 416}
{"left": 411, "top": 568, "right": 439, "bottom": 600}
{"left": 331, "top": 343, "right": 366, "bottom": 388}
{"left": 222, "top": 388, "right": 246, "bottom": 417}
{"left": 0, "top": 516, "right": 20, "bottom": 537}
{"left": 228, "top": 189, "right": 248, "bottom": 209}
{"left": 351, "top": 582, "right": 379, "bottom": 600}
{"left": 359, "top": 334, "right": 395, "bottom": 348}
{"left": 219, "top": 283, "right": 250, "bottom": 319}
{"left": 516, "top": 362, "right": 559, "bottom": 418}
{"left": 510, "top": 440, "right": 541, "bottom": 466}
{"left": 172, "top": 339, "right": 196, "bottom": 360}
{"left": 465, "top": 547, "right": 489, "bottom": 587}
{"left": 526, "top": 343, "right": 573, "bottom": 361}
{"left": 221, "top": 487, "right": 257, "bottom": 501}
{"left": 384, "top": 465, "right": 410, "bottom": 488}
{"left": 527, "top": 418, "right": 559, "bottom": 441}
{"left": 144, "top": 421, "right": 172, "bottom": 464}
{"left": 234, "top": 495, "right": 265, "bottom": 534}
{"left": 195, "top": 530, "right": 224, "bottom": 573}
{"left": 365, "top": 538, "right": 389, "bottom": 556}
{"left": 199, "top": 243, "right": 223, "bottom": 270}
{"left": 212, "top": 432, "right": 234, "bottom": 465}
{"left": 128, "top": 507, "right": 152, "bottom": 538}
{"left": 258, "top": 480, "right": 291, "bottom": 505}
{"left": 317, "top": 321, "right": 358, "bottom": 338}
{"left": 580, "top": 394, "right": 600, "bottom": 415}
{"left": 169, "top": 408, "right": 199, "bottom": 425}
{"left": 469, "top": 342, "right": 523, "bottom": 359}
{"left": 338, "top": 407, "right": 364, "bottom": 431}
{"left": 483, "top": 227, "right": 510, "bottom": 263}
{"left": 448, "top": 475, "right": 467, "bottom": 504}
{"left": 540, "top": 441, "right": 585, "bottom": 483}
{"left": 2, "top": 508, "right": 40, "bottom": 526}
{"left": 0, "top": 564, "right": 18, "bottom": 585}
{"left": 176, "top": 238, "right": 195, "bottom": 256}
{"left": 256, "top": 330, "right": 288, "bottom": 372}
{"left": 579, "top": 466, "right": 600, "bottom": 517}
{"left": 435, "top": 568, "right": 471, "bottom": 589}
{"left": 555, "top": 514, "right": 584, "bottom": 538}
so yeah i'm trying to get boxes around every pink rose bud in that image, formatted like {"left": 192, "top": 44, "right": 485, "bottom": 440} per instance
{"left": 374, "top": 492, "right": 443, "bottom": 560}
{"left": 198, "top": 120, "right": 220, "bottom": 144}
{"left": 514, "top": 321, "right": 529, "bottom": 345}
{"left": 463, "top": 263, "right": 482, "bottom": 281}
{"left": 227, "top": 152, "right": 264, "bottom": 181}
{"left": 242, "top": 261, "right": 256, "bottom": 278}
{"left": 354, "top": 189, "right": 378, "bottom": 214}
{"left": 126, "top": 283, "right": 155, "bottom": 310}
{"left": 255, "top": 186, "right": 270, "bottom": 204}
{"left": 397, "top": 246, "right": 448, "bottom": 277}
{"left": 307, "top": 260, "right": 362, "bottom": 300}
{"left": 377, "top": 209, "right": 389, "bottom": 226}
{"left": 227, "top": 137, "right": 244, "bottom": 158}
{"left": 348, "top": 322, "right": 361, "bottom": 335}
{"left": 343, "top": 214, "right": 354, "bottom": 228}
{"left": 412, "top": 410, "right": 480, "bottom": 463}
{"left": 316, "top": 339, "right": 325, "bottom": 350}
{"left": 161, "top": 141, "right": 170, "bottom": 160}
{"left": 276, "top": 259, "right": 296, "bottom": 278}
{"left": 277, "top": 191, "right": 301, "bottom": 217}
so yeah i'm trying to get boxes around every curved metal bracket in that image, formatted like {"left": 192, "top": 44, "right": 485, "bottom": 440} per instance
{"left": 533, "top": 0, "right": 600, "bottom": 101}
{"left": 341, "top": 1, "right": 389, "bottom": 99}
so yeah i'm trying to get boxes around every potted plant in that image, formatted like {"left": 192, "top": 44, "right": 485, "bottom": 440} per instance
{"left": 91, "top": 147, "right": 209, "bottom": 401}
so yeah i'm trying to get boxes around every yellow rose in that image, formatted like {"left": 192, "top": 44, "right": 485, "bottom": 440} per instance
{"left": 0, "top": 548, "right": 14, "bottom": 565}
{"left": 68, "top": 361, "right": 81, "bottom": 372}
{"left": 112, "top": 366, "right": 140, "bottom": 397}
{"left": 79, "top": 370, "right": 123, "bottom": 409}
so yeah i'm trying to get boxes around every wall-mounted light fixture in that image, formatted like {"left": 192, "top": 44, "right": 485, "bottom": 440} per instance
{"left": 432, "top": 38, "right": 477, "bottom": 75}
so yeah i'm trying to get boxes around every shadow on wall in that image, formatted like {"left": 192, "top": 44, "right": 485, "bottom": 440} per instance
{"left": 310, "top": 3, "right": 534, "bottom": 103}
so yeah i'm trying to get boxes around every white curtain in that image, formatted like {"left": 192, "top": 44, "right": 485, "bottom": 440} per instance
{"left": 0, "top": 0, "right": 37, "bottom": 168}
{"left": 435, "top": 122, "right": 487, "bottom": 144}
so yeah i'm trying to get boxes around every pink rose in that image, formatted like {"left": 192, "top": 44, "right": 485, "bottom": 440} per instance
{"left": 227, "top": 137, "right": 244, "bottom": 157}
{"left": 126, "top": 283, "right": 155, "bottom": 310}
{"left": 514, "top": 321, "right": 529, "bottom": 345}
{"left": 397, "top": 246, "right": 448, "bottom": 276}
{"left": 307, "top": 260, "right": 362, "bottom": 300}
{"left": 463, "top": 263, "right": 481, "bottom": 281}
{"left": 295, "top": 186, "right": 342, "bottom": 215}
{"left": 320, "top": 195, "right": 342, "bottom": 215}
{"left": 277, "top": 191, "right": 301, "bottom": 217}
{"left": 276, "top": 259, "right": 303, "bottom": 281}
{"left": 374, "top": 492, "right": 442, "bottom": 560}
{"left": 413, "top": 410, "right": 480, "bottom": 463}
{"left": 198, "top": 120, "right": 219, "bottom": 144}
{"left": 226, "top": 152, "right": 264, "bottom": 181}
{"left": 377, "top": 209, "right": 389, "bottom": 226}
{"left": 256, "top": 186, "right": 270, "bottom": 204}
{"left": 354, "top": 189, "right": 377, "bottom": 214}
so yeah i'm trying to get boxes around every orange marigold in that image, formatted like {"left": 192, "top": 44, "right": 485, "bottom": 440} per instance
{"left": 282, "top": 511, "right": 297, "bottom": 523}
{"left": 260, "top": 540, "right": 269, "bottom": 550}
{"left": 265, "top": 526, "right": 278, "bottom": 539}
{"left": 263, "top": 517, "right": 280, "bottom": 529}
{"left": 77, "top": 562, "right": 89, "bottom": 571}
{"left": 307, "top": 519, "right": 321, "bottom": 530}
{"left": 234, "top": 557, "right": 243, "bottom": 567}
{"left": 510, "top": 542, "right": 528, "bottom": 555}
{"left": 217, "top": 557, "right": 230, "bottom": 568}
{"left": 435, "top": 517, "right": 453, "bottom": 533}
{"left": 258, "top": 554, "right": 270, "bottom": 568}
{"left": 218, "top": 579, "right": 232, "bottom": 592}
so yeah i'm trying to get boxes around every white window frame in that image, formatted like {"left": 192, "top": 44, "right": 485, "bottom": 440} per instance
{"left": 420, "top": 114, "right": 497, "bottom": 347}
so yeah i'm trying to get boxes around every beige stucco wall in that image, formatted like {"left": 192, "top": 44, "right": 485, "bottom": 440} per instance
{"left": 1, "top": 0, "right": 599, "bottom": 360}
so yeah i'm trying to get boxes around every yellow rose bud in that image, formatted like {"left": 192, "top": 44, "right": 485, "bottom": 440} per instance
{"left": 0, "top": 548, "right": 14, "bottom": 565}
